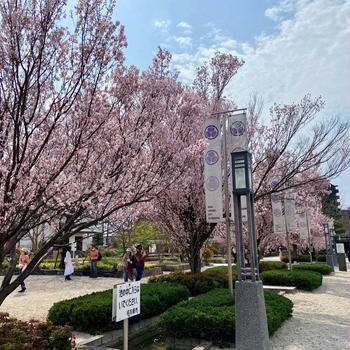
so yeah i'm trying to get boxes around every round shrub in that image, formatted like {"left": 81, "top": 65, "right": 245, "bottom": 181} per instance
{"left": 149, "top": 271, "right": 232, "bottom": 296}
{"left": 293, "top": 263, "right": 332, "bottom": 275}
{"left": 260, "top": 269, "right": 322, "bottom": 291}
{"left": 48, "top": 283, "right": 190, "bottom": 333}
{"left": 158, "top": 288, "right": 293, "bottom": 345}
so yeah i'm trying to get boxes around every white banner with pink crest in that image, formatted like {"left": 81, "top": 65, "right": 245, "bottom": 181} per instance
{"left": 203, "top": 118, "right": 224, "bottom": 223}
{"left": 227, "top": 113, "right": 248, "bottom": 222}
{"left": 227, "top": 113, "right": 248, "bottom": 154}
{"left": 298, "top": 212, "right": 308, "bottom": 239}
{"left": 270, "top": 177, "right": 285, "bottom": 234}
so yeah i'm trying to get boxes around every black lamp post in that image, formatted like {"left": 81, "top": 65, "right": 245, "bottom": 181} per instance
{"left": 231, "top": 150, "right": 270, "bottom": 350}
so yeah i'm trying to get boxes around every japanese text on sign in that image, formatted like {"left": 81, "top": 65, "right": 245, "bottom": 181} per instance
{"left": 112, "top": 281, "right": 141, "bottom": 322}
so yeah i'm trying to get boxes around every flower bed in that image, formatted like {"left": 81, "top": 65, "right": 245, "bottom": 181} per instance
{"left": 47, "top": 283, "right": 190, "bottom": 334}
{"left": 260, "top": 269, "right": 322, "bottom": 291}
{"left": 158, "top": 288, "right": 293, "bottom": 345}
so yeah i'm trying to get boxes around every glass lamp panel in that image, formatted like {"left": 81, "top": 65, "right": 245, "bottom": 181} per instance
{"left": 235, "top": 167, "right": 246, "bottom": 189}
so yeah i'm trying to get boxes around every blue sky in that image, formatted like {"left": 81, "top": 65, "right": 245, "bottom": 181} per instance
{"left": 112, "top": 0, "right": 350, "bottom": 208}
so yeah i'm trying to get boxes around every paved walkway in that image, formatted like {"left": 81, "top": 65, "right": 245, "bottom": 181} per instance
{"left": 270, "top": 265, "right": 350, "bottom": 350}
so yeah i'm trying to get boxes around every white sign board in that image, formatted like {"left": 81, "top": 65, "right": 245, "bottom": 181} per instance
{"left": 336, "top": 243, "right": 345, "bottom": 254}
{"left": 112, "top": 281, "right": 141, "bottom": 322}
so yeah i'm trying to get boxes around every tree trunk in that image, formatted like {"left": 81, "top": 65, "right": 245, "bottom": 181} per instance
{"left": 189, "top": 246, "right": 201, "bottom": 273}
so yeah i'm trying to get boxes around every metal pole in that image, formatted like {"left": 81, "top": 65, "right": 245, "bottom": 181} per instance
{"left": 305, "top": 211, "right": 312, "bottom": 263}
{"left": 283, "top": 199, "right": 292, "bottom": 270}
{"left": 222, "top": 114, "right": 233, "bottom": 296}
{"left": 233, "top": 194, "right": 244, "bottom": 281}
{"left": 123, "top": 318, "right": 128, "bottom": 350}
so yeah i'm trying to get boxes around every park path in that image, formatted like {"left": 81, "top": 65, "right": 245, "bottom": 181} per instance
{"left": 0, "top": 274, "right": 141, "bottom": 321}
{"left": 270, "top": 266, "right": 350, "bottom": 350}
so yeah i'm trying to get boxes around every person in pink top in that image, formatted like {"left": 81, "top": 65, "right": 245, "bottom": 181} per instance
{"left": 18, "top": 249, "right": 30, "bottom": 292}
{"left": 88, "top": 245, "right": 99, "bottom": 278}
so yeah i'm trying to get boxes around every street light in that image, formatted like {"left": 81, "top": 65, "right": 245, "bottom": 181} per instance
{"left": 329, "top": 228, "right": 338, "bottom": 267}
{"left": 323, "top": 223, "right": 334, "bottom": 271}
{"left": 231, "top": 150, "right": 270, "bottom": 350}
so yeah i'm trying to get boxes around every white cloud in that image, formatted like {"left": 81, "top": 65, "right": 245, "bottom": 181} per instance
{"left": 173, "top": 36, "right": 192, "bottom": 49}
{"left": 154, "top": 20, "right": 171, "bottom": 32}
{"left": 177, "top": 21, "right": 192, "bottom": 30}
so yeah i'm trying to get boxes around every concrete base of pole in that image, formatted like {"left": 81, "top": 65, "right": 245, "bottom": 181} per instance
{"left": 235, "top": 280, "right": 270, "bottom": 350}
{"left": 337, "top": 253, "right": 347, "bottom": 271}
{"left": 326, "top": 254, "right": 334, "bottom": 272}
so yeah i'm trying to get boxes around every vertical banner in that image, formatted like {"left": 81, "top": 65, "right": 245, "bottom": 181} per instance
{"left": 284, "top": 198, "right": 296, "bottom": 233}
{"left": 228, "top": 113, "right": 248, "bottom": 222}
{"left": 203, "top": 118, "right": 224, "bottom": 223}
{"left": 298, "top": 212, "right": 308, "bottom": 239}
{"left": 270, "top": 177, "right": 285, "bottom": 234}
{"left": 227, "top": 113, "right": 248, "bottom": 153}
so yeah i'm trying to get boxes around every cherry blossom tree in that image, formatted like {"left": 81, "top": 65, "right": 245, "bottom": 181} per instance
{"left": 0, "top": 0, "right": 204, "bottom": 305}
{"left": 149, "top": 57, "right": 349, "bottom": 273}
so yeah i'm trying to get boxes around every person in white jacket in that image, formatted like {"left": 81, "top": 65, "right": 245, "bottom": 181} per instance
{"left": 64, "top": 246, "right": 74, "bottom": 281}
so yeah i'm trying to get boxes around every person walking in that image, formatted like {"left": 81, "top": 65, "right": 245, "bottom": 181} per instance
{"left": 18, "top": 249, "right": 30, "bottom": 292}
{"left": 122, "top": 248, "right": 134, "bottom": 282}
{"left": 64, "top": 246, "right": 74, "bottom": 281}
{"left": 88, "top": 245, "right": 99, "bottom": 278}
{"left": 134, "top": 244, "right": 149, "bottom": 281}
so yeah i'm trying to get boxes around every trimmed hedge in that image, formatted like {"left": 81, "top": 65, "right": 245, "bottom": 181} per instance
{"left": 0, "top": 312, "right": 74, "bottom": 350}
{"left": 260, "top": 269, "right": 322, "bottom": 291}
{"left": 48, "top": 283, "right": 190, "bottom": 333}
{"left": 148, "top": 271, "right": 232, "bottom": 296}
{"left": 281, "top": 255, "right": 311, "bottom": 263}
{"left": 158, "top": 288, "right": 293, "bottom": 345}
{"left": 204, "top": 261, "right": 286, "bottom": 274}
{"left": 293, "top": 263, "right": 332, "bottom": 275}
{"left": 316, "top": 254, "right": 326, "bottom": 262}
{"left": 259, "top": 261, "right": 287, "bottom": 272}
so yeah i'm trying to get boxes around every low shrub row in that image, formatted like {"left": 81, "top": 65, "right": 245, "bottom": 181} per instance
{"left": 48, "top": 283, "right": 190, "bottom": 333}
{"left": 0, "top": 312, "right": 75, "bottom": 350}
{"left": 158, "top": 288, "right": 293, "bottom": 345}
{"left": 148, "top": 270, "right": 231, "bottom": 296}
{"left": 203, "top": 261, "right": 287, "bottom": 275}
{"left": 260, "top": 269, "right": 322, "bottom": 291}
{"left": 281, "top": 255, "right": 311, "bottom": 263}
{"left": 293, "top": 263, "right": 332, "bottom": 275}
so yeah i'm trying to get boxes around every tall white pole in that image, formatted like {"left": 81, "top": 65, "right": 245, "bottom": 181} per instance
{"left": 222, "top": 114, "right": 233, "bottom": 296}
{"left": 305, "top": 211, "right": 313, "bottom": 262}
{"left": 123, "top": 319, "right": 128, "bottom": 350}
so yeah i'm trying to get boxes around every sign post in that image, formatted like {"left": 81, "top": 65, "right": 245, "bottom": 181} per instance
{"left": 112, "top": 281, "right": 141, "bottom": 350}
